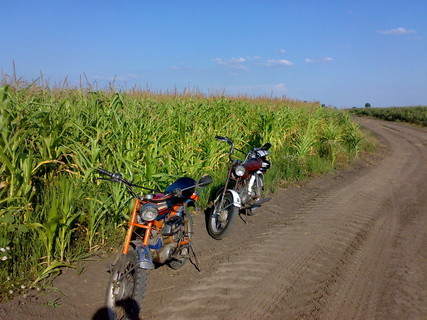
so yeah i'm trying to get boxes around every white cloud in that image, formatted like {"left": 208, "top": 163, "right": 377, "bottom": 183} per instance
{"left": 230, "top": 57, "right": 246, "bottom": 63}
{"left": 214, "top": 56, "right": 293, "bottom": 72}
{"left": 213, "top": 56, "right": 263, "bottom": 72}
{"left": 277, "top": 49, "right": 286, "bottom": 54}
{"left": 305, "top": 57, "right": 334, "bottom": 63}
{"left": 265, "top": 59, "right": 293, "bottom": 67}
{"left": 213, "top": 57, "right": 249, "bottom": 71}
{"left": 378, "top": 27, "right": 416, "bottom": 35}
{"left": 272, "top": 83, "right": 287, "bottom": 93}
{"left": 212, "top": 58, "right": 224, "bottom": 65}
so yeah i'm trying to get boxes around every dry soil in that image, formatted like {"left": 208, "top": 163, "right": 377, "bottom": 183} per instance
{"left": 0, "top": 117, "right": 426, "bottom": 320}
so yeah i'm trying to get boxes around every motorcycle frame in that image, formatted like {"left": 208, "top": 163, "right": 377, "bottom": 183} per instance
{"left": 216, "top": 138, "right": 269, "bottom": 210}
{"left": 122, "top": 194, "right": 199, "bottom": 255}
{"left": 216, "top": 159, "right": 240, "bottom": 208}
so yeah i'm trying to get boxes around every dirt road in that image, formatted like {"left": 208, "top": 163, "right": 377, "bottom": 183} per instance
{"left": 1, "top": 117, "right": 426, "bottom": 320}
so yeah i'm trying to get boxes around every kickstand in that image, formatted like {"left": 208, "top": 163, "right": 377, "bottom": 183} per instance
{"left": 238, "top": 211, "right": 248, "bottom": 224}
{"left": 189, "top": 243, "right": 201, "bottom": 272}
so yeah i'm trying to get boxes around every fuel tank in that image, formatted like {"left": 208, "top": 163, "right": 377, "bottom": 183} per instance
{"left": 242, "top": 158, "right": 263, "bottom": 178}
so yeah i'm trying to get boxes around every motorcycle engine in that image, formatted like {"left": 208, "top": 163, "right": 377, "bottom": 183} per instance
{"left": 161, "top": 215, "right": 183, "bottom": 237}
{"left": 238, "top": 185, "right": 250, "bottom": 205}
{"left": 150, "top": 216, "right": 184, "bottom": 264}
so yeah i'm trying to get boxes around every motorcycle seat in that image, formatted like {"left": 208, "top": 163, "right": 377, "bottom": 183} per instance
{"left": 165, "top": 177, "right": 196, "bottom": 199}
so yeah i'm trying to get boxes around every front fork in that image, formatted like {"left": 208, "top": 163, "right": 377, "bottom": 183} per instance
{"left": 247, "top": 172, "right": 263, "bottom": 196}
{"left": 121, "top": 198, "right": 155, "bottom": 269}
{"left": 247, "top": 175, "right": 256, "bottom": 194}
{"left": 217, "top": 163, "right": 242, "bottom": 209}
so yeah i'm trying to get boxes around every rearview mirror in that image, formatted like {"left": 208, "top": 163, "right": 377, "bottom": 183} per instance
{"left": 198, "top": 175, "right": 213, "bottom": 187}
{"left": 262, "top": 143, "right": 271, "bottom": 150}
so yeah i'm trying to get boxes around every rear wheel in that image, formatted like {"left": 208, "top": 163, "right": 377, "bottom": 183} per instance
{"left": 207, "top": 193, "right": 238, "bottom": 240}
{"left": 168, "top": 212, "right": 194, "bottom": 270}
{"left": 106, "top": 247, "right": 148, "bottom": 320}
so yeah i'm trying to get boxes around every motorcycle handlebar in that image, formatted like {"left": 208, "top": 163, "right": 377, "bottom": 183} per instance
{"left": 97, "top": 168, "right": 124, "bottom": 181}
{"left": 96, "top": 168, "right": 209, "bottom": 199}
{"left": 215, "top": 135, "right": 234, "bottom": 146}
{"left": 97, "top": 168, "right": 114, "bottom": 177}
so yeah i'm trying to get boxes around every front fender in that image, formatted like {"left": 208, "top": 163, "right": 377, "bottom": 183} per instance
{"left": 132, "top": 241, "right": 155, "bottom": 270}
{"left": 226, "top": 189, "right": 241, "bottom": 208}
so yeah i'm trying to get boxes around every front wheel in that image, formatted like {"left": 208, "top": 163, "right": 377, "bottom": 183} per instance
{"left": 106, "top": 247, "right": 148, "bottom": 320}
{"left": 207, "top": 193, "right": 238, "bottom": 240}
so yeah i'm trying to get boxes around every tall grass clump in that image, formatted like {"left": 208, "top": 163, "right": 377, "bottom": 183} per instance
{"left": 0, "top": 79, "right": 366, "bottom": 298}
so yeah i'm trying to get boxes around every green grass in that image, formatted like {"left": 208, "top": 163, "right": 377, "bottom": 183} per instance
{"left": 0, "top": 80, "right": 369, "bottom": 299}
{"left": 349, "top": 106, "right": 427, "bottom": 126}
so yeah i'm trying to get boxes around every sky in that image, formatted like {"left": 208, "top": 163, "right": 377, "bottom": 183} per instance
{"left": 1, "top": 0, "right": 426, "bottom": 108}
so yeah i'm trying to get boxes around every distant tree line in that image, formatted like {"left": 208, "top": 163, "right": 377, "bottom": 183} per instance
{"left": 349, "top": 106, "right": 427, "bottom": 127}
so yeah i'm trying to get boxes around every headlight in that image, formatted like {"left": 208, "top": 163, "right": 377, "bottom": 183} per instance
{"left": 139, "top": 203, "right": 158, "bottom": 221}
{"left": 234, "top": 165, "right": 246, "bottom": 177}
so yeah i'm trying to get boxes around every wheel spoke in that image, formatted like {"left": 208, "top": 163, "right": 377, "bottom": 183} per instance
{"left": 116, "top": 264, "right": 137, "bottom": 282}
{"left": 106, "top": 247, "right": 148, "bottom": 320}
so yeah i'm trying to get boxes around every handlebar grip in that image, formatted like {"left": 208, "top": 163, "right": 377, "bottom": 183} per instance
{"left": 97, "top": 168, "right": 115, "bottom": 178}
{"left": 216, "top": 136, "right": 233, "bottom": 145}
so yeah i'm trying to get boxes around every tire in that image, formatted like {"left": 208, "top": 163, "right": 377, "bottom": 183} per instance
{"left": 207, "top": 193, "right": 238, "bottom": 240}
{"left": 168, "top": 212, "right": 194, "bottom": 270}
{"left": 106, "top": 247, "right": 148, "bottom": 320}
{"left": 254, "top": 173, "right": 264, "bottom": 198}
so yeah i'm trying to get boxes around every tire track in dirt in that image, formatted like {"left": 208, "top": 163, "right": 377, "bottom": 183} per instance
{"left": 1, "top": 118, "right": 425, "bottom": 320}
{"left": 143, "top": 118, "right": 427, "bottom": 320}
{"left": 316, "top": 119, "right": 427, "bottom": 320}
{"left": 147, "top": 178, "right": 390, "bottom": 318}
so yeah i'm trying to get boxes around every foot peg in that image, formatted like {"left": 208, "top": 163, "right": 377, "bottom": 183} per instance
{"left": 241, "top": 197, "right": 271, "bottom": 209}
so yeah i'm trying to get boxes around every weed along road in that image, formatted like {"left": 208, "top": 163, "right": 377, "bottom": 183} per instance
{"left": 1, "top": 117, "right": 426, "bottom": 320}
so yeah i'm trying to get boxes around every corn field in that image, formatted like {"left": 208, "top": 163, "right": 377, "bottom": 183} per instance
{"left": 0, "top": 82, "right": 365, "bottom": 298}
{"left": 350, "top": 106, "right": 427, "bottom": 126}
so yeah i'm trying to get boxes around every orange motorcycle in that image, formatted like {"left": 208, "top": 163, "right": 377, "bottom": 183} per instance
{"left": 96, "top": 168, "right": 212, "bottom": 320}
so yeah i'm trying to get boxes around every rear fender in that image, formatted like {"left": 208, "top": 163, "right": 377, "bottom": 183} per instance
{"left": 184, "top": 198, "right": 198, "bottom": 212}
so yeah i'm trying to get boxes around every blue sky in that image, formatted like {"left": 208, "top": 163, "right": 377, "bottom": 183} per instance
{"left": 1, "top": 0, "right": 426, "bottom": 108}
